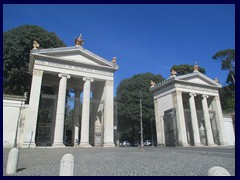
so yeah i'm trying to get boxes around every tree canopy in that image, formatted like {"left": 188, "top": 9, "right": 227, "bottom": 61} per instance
{"left": 212, "top": 49, "right": 235, "bottom": 114}
{"left": 116, "top": 72, "right": 164, "bottom": 144}
{"left": 212, "top": 49, "right": 235, "bottom": 85}
{"left": 171, "top": 64, "right": 205, "bottom": 75}
{"left": 3, "top": 25, "right": 66, "bottom": 96}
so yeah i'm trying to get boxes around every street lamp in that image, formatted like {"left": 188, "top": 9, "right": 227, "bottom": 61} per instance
{"left": 151, "top": 118, "right": 154, "bottom": 147}
{"left": 14, "top": 92, "right": 27, "bottom": 148}
{"left": 139, "top": 91, "right": 143, "bottom": 148}
{"left": 115, "top": 100, "right": 119, "bottom": 147}
{"left": 14, "top": 101, "right": 22, "bottom": 148}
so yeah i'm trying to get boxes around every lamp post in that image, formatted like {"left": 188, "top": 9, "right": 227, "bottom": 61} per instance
{"left": 14, "top": 92, "right": 27, "bottom": 148}
{"left": 139, "top": 91, "right": 143, "bottom": 148}
{"left": 115, "top": 100, "right": 119, "bottom": 147}
{"left": 14, "top": 101, "right": 22, "bottom": 148}
{"left": 151, "top": 118, "right": 154, "bottom": 147}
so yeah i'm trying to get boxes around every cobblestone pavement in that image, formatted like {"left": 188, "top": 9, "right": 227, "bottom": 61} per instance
{"left": 3, "top": 146, "right": 235, "bottom": 176}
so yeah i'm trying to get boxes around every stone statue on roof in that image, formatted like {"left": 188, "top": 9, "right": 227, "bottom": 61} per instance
{"left": 112, "top": 57, "right": 117, "bottom": 64}
{"left": 150, "top": 80, "right": 156, "bottom": 88}
{"left": 193, "top": 62, "right": 199, "bottom": 72}
{"left": 32, "top": 40, "right": 39, "bottom": 49}
{"left": 170, "top": 69, "right": 177, "bottom": 78}
{"left": 75, "top": 34, "right": 84, "bottom": 46}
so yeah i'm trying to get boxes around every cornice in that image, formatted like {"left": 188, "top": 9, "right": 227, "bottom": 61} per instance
{"left": 35, "top": 59, "right": 114, "bottom": 77}
{"left": 150, "top": 72, "right": 221, "bottom": 93}
{"left": 32, "top": 54, "right": 117, "bottom": 73}
{"left": 30, "top": 46, "right": 119, "bottom": 70}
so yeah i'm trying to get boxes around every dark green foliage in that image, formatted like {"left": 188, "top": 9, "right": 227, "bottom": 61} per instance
{"left": 65, "top": 106, "right": 74, "bottom": 131}
{"left": 171, "top": 64, "right": 206, "bottom": 75}
{"left": 212, "top": 49, "right": 235, "bottom": 113}
{"left": 3, "top": 25, "right": 66, "bottom": 95}
{"left": 116, "top": 73, "right": 164, "bottom": 144}
{"left": 212, "top": 49, "right": 235, "bottom": 85}
{"left": 219, "top": 85, "right": 235, "bottom": 113}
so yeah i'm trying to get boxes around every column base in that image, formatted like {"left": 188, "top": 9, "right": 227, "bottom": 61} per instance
{"left": 157, "top": 144, "right": 165, "bottom": 147}
{"left": 220, "top": 142, "right": 229, "bottom": 146}
{"left": 79, "top": 143, "right": 92, "bottom": 147}
{"left": 21, "top": 141, "right": 36, "bottom": 148}
{"left": 52, "top": 143, "right": 65, "bottom": 148}
{"left": 207, "top": 143, "right": 218, "bottom": 147}
{"left": 74, "top": 143, "right": 79, "bottom": 147}
{"left": 194, "top": 143, "right": 203, "bottom": 147}
{"left": 182, "top": 143, "right": 190, "bottom": 147}
{"left": 103, "top": 142, "right": 115, "bottom": 147}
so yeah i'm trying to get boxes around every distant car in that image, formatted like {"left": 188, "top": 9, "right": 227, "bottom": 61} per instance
{"left": 122, "top": 141, "right": 130, "bottom": 147}
{"left": 143, "top": 140, "right": 151, "bottom": 146}
{"left": 134, "top": 141, "right": 140, "bottom": 146}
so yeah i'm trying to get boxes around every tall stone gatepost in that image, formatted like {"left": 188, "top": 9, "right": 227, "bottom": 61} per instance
{"left": 21, "top": 36, "right": 119, "bottom": 148}
{"left": 150, "top": 65, "right": 229, "bottom": 147}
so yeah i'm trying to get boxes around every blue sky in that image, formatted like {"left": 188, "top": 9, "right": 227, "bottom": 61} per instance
{"left": 3, "top": 4, "right": 235, "bottom": 95}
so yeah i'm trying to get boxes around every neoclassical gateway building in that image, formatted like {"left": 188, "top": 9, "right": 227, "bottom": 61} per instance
{"left": 150, "top": 66, "right": 234, "bottom": 147}
{"left": 3, "top": 36, "right": 119, "bottom": 148}
{"left": 3, "top": 37, "right": 234, "bottom": 148}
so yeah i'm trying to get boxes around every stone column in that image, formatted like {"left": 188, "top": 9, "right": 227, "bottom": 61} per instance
{"left": 103, "top": 80, "right": 115, "bottom": 147}
{"left": 172, "top": 91, "right": 188, "bottom": 146}
{"left": 73, "top": 89, "right": 81, "bottom": 146}
{"left": 154, "top": 99, "right": 165, "bottom": 146}
{"left": 51, "top": 86, "right": 58, "bottom": 145}
{"left": 79, "top": 77, "right": 94, "bottom": 147}
{"left": 189, "top": 93, "right": 202, "bottom": 146}
{"left": 201, "top": 95, "right": 215, "bottom": 146}
{"left": 22, "top": 69, "right": 43, "bottom": 148}
{"left": 52, "top": 73, "right": 70, "bottom": 147}
{"left": 212, "top": 95, "right": 228, "bottom": 145}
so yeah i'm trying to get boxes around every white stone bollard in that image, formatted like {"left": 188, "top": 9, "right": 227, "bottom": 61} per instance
{"left": 208, "top": 166, "right": 231, "bottom": 176}
{"left": 6, "top": 148, "right": 19, "bottom": 175}
{"left": 59, "top": 153, "right": 74, "bottom": 176}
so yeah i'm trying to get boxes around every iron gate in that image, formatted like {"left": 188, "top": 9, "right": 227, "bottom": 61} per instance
{"left": 64, "top": 97, "right": 105, "bottom": 146}
{"left": 35, "top": 94, "right": 57, "bottom": 146}
{"left": 164, "top": 108, "right": 178, "bottom": 147}
{"left": 36, "top": 93, "right": 105, "bottom": 147}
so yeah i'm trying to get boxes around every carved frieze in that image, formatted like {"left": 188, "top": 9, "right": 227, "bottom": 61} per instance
{"left": 175, "top": 83, "right": 218, "bottom": 93}
{"left": 35, "top": 60, "right": 113, "bottom": 76}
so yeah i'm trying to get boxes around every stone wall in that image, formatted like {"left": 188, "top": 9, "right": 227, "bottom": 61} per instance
{"left": 223, "top": 115, "right": 235, "bottom": 146}
{"left": 3, "top": 94, "right": 28, "bottom": 148}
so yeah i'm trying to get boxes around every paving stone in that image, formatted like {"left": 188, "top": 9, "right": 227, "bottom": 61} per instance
{"left": 3, "top": 146, "right": 235, "bottom": 176}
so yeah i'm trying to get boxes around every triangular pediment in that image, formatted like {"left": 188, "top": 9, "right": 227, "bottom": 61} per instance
{"left": 175, "top": 72, "right": 222, "bottom": 88}
{"left": 55, "top": 53, "right": 101, "bottom": 66}
{"left": 30, "top": 46, "right": 118, "bottom": 70}
{"left": 186, "top": 77, "right": 209, "bottom": 85}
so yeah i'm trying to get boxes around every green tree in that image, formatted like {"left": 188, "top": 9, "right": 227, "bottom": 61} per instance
{"left": 212, "top": 49, "right": 235, "bottom": 114}
{"left": 3, "top": 25, "right": 66, "bottom": 95}
{"left": 171, "top": 64, "right": 206, "bottom": 75}
{"left": 219, "top": 86, "right": 235, "bottom": 113}
{"left": 212, "top": 49, "right": 235, "bottom": 85}
{"left": 116, "top": 73, "right": 164, "bottom": 144}
{"left": 65, "top": 106, "right": 74, "bottom": 131}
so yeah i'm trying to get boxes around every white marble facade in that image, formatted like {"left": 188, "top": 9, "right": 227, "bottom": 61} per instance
{"left": 151, "top": 71, "right": 231, "bottom": 147}
{"left": 20, "top": 43, "right": 118, "bottom": 148}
